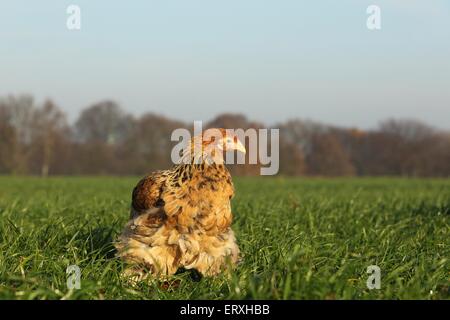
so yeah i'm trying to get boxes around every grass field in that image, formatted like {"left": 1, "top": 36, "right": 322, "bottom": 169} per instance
{"left": 0, "top": 176, "right": 448, "bottom": 300}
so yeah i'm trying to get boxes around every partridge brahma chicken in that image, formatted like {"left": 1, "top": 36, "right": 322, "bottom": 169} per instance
{"left": 115, "top": 128, "right": 246, "bottom": 281}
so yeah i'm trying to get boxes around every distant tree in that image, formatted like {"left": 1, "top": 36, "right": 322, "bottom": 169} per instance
{"left": 379, "top": 119, "right": 435, "bottom": 142}
{"left": 1, "top": 94, "right": 449, "bottom": 177}
{"left": 331, "top": 128, "right": 368, "bottom": 176}
{"left": 278, "top": 139, "right": 306, "bottom": 176}
{"left": 69, "top": 141, "right": 116, "bottom": 175}
{"left": 0, "top": 95, "right": 36, "bottom": 173}
{"left": 0, "top": 111, "right": 17, "bottom": 174}
{"left": 206, "top": 113, "right": 263, "bottom": 131}
{"left": 0, "top": 95, "right": 34, "bottom": 143}
{"left": 28, "top": 100, "right": 71, "bottom": 176}
{"left": 279, "top": 119, "right": 329, "bottom": 155}
{"left": 72, "top": 101, "right": 134, "bottom": 175}
{"left": 367, "top": 119, "right": 440, "bottom": 176}
{"left": 75, "top": 101, "right": 133, "bottom": 144}
{"left": 417, "top": 133, "right": 450, "bottom": 176}
{"left": 118, "top": 113, "right": 187, "bottom": 174}
{"left": 279, "top": 120, "right": 332, "bottom": 175}
{"left": 306, "top": 133, "right": 355, "bottom": 176}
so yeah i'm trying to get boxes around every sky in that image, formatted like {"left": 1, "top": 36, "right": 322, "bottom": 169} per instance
{"left": 1, "top": 0, "right": 449, "bottom": 129}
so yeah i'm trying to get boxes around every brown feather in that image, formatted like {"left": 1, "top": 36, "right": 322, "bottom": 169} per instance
{"left": 116, "top": 131, "right": 241, "bottom": 281}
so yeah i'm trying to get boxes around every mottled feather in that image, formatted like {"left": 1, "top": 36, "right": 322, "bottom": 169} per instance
{"left": 116, "top": 129, "right": 243, "bottom": 280}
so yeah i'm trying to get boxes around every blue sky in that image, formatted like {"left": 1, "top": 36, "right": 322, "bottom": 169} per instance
{"left": 1, "top": 0, "right": 449, "bottom": 128}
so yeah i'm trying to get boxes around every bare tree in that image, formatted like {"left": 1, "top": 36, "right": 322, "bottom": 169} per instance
{"left": 379, "top": 119, "right": 435, "bottom": 142}
{"left": 1, "top": 94, "right": 449, "bottom": 177}
{"left": 119, "top": 113, "right": 186, "bottom": 174}
{"left": 279, "top": 119, "right": 329, "bottom": 155}
{"left": 306, "top": 133, "right": 356, "bottom": 176}
{"left": 278, "top": 139, "right": 306, "bottom": 176}
{"left": 0, "top": 110, "right": 17, "bottom": 173}
{"left": 28, "top": 100, "right": 70, "bottom": 176}
{"left": 0, "top": 95, "right": 36, "bottom": 173}
{"left": 75, "top": 101, "right": 133, "bottom": 144}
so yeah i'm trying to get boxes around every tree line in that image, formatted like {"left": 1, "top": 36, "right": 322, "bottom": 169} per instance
{"left": 0, "top": 94, "right": 449, "bottom": 177}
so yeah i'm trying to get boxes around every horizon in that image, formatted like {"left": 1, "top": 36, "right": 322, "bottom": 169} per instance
{"left": 4, "top": 93, "right": 449, "bottom": 132}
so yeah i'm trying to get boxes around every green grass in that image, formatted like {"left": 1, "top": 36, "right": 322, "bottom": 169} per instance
{"left": 0, "top": 176, "right": 448, "bottom": 300}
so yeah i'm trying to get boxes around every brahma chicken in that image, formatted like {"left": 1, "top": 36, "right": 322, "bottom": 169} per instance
{"left": 115, "top": 128, "right": 246, "bottom": 281}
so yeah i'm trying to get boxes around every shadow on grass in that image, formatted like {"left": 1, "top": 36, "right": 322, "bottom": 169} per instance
{"left": 175, "top": 267, "right": 203, "bottom": 282}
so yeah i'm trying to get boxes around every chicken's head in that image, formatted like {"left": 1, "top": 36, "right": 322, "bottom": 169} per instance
{"left": 192, "top": 128, "right": 246, "bottom": 164}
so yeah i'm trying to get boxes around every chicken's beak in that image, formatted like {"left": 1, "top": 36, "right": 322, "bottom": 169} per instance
{"left": 235, "top": 139, "right": 246, "bottom": 154}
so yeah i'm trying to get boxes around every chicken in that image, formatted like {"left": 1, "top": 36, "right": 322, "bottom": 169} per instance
{"left": 115, "top": 128, "right": 246, "bottom": 281}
